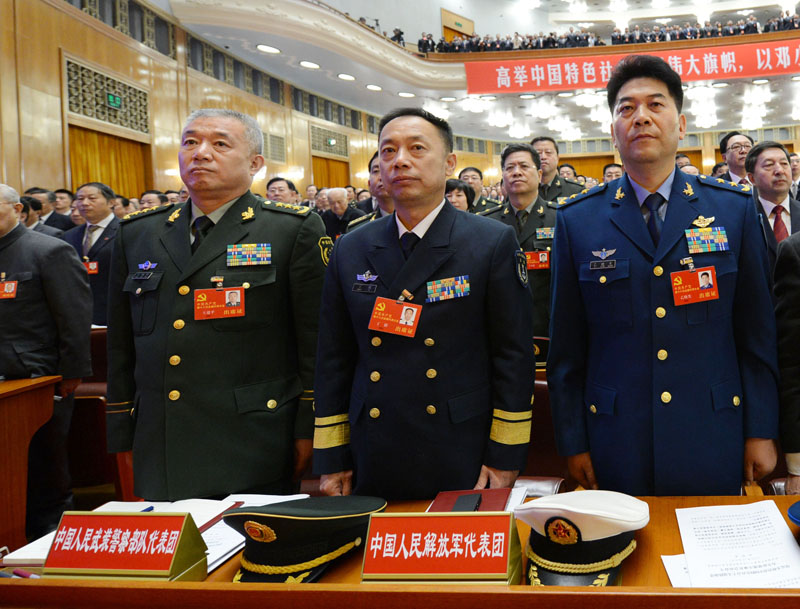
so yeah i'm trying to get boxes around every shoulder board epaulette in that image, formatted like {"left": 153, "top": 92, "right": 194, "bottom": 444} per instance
{"left": 347, "top": 211, "right": 375, "bottom": 227}
{"left": 695, "top": 174, "right": 752, "bottom": 195}
{"left": 559, "top": 182, "right": 608, "bottom": 207}
{"left": 564, "top": 178, "right": 584, "bottom": 188}
{"left": 546, "top": 200, "right": 560, "bottom": 209}
{"left": 121, "top": 203, "right": 174, "bottom": 222}
{"left": 262, "top": 200, "right": 312, "bottom": 215}
{"left": 477, "top": 204, "right": 504, "bottom": 216}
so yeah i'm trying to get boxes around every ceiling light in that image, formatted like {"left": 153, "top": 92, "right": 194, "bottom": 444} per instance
{"left": 753, "top": 79, "right": 769, "bottom": 85}
{"left": 338, "top": 73, "right": 355, "bottom": 81}
{"left": 398, "top": 92, "right": 415, "bottom": 98}
{"left": 519, "top": 94, "right": 535, "bottom": 99}
{"left": 712, "top": 82, "right": 729, "bottom": 88}
{"left": 299, "top": 60, "right": 319, "bottom": 69}
{"left": 256, "top": 44, "right": 280, "bottom": 54}
{"left": 366, "top": 84, "right": 382, "bottom": 91}
{"left": 481, "top": 95, "right": 496, "bottom": 101}
{"left": 793, "top": 76, "right": 800, "bottom": 81}
{"left": 440, "top": 96, "right": 456, "bottom": 102}
{"left": 557, "top": 92, "right": 574, "bottom": 97}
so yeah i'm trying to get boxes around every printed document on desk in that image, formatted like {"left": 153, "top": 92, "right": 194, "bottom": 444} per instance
{"left": 676, "top": 500, "right": 800, "bottom": 588}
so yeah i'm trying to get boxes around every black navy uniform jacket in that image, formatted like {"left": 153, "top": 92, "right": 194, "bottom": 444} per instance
{"left": 313, "top": 202, "right": 535, "bottom": 499}
{"left": 539, "top": 176, "right": 582, "bottom": 203}
{"left": 63, "top": 216, "right": 119, "bottom": 325}
{"left": 106, "top": 193, "right": 329, "bottom": 500}
{"left": 775, "top": 232, "right": 800, "bottom": 455}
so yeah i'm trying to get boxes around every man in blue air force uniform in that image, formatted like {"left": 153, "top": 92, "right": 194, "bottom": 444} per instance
{"left": 548, "top": 55, "right": 779, "bottom": 496}
{"left": 313, "top": 108, "right": 535, "bottom": 500}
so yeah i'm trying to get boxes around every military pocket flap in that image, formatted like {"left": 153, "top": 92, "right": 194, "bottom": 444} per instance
{"left": 584, "top": 382, "right": 617, "bottom": 415}
{"left": 711, "top": 377, "right": 743, "bottom": 412}
{"left": 448, "top": 385, "right": 491, "bottom": 424}
{"left": 216, "top": 266, "right": 277, "bottom": 288}
{"left": 122, "top": 271, "right": 164, "bottom": 294}
{"left": 234, "top": 375, "right": 303, "bottom": 414}
{"left": 579, "top": 259, "right": 630, "bottom": 284}
{"left": 10, "top": 271, "right": 32, "bottom": 281}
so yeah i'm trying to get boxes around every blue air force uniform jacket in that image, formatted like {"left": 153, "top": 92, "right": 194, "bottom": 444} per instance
{"left": 313, "top": 202, "right": 535, "bottom": 499}
{"left": 547, "top": 172, "right": 779, "bottom": 496}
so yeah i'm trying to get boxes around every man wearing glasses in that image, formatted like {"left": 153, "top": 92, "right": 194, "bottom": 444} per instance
{"left": 718, "top": 131, "right": 755, "bottom": 185}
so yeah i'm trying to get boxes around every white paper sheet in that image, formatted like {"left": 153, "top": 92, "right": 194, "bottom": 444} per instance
{"left": 676, "top": 500, "right": 800, "bottom": 588}
{"left": 661, "top": 554, "right": 692, "bottom": 587}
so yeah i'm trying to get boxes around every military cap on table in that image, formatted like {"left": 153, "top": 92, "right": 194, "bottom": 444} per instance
{"left": 223, "top": 495, "right": 387, "bottom": 583}
{"left": 514, "top": 490, "right": 649, "bottom": 586}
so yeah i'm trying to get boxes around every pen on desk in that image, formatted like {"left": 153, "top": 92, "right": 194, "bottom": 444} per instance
{"left": 140, "top": 506, "right": 155, "bottom": 512}
{"left": 12, "top": 568, "right": 40, "bottom": 579}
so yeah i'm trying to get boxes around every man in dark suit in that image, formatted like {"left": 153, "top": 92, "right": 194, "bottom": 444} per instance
{"left": 63, "top": 182, "right": 119, "bottom": 326}
{"left": 346, "top": 151, "right": 395, "bottom": 233}
{"left": 718, "top": 131, "right": 754, "bottom": 185}
{"left": 19, "top": 196, "right": 63, "bottom": 238}
{"left": 106, "top": 108, "right": 329, "bottom": 501}
{"left": 27, "top": 188, "right": 75, "bottom": 231}
{"left": 480, "top": 143, "right": 557, "bottom": 342}
{"left": 321, "top": 187, "right": 364, "bottom": 239}
{"left": 775, "top": 231, "right": 800, "bottom": 493}
{"left": 548, "top": 55, "right": 778, "bottom": 496}
{"left": 0, "top": 184, "right": 92, "bottom": 539}
{"left": 745, "top": 141, "right": 800, "bottom": 274}
{"left": 313, "top": 108, "right": 535, "bottom": 500}
{"left": 530, "top": 136, "right": 583, "bottom": 203}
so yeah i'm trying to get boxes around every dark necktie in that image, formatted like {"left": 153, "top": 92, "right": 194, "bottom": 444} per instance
{"left": 643, "top": 193, "right": 665, "bottom": 246}
{"left": 400, "top": 232, "right": 420, "bottom": 260}
{"left": 191, "top": 216, "right": 214, "bottom": 253}
{"left": 516, "top": 210, "right": 529, "bottom": 235}
{"left": 82, "top": 224, "right": 101, "bottom": 257}
{"left": 773, "top": 207, "right": 789, "bottom": 243}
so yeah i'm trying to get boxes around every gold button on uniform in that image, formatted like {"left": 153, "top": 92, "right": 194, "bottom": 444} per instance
{"left": 369, "top": 408, "right": 380, "bottom": 419}
{"left": 655, "top": 307, "right": 666, "bottom": 319}
{"left": 426, "top": 369, "right": 437, "bottom": 379}
{"left": 169, "top": 355, "right": 181, "bottom": 366}
{"left": 657, "top": 349, "right": 668, "bottom": 361}
{"left": 661, "top": 392, "right": 672, "bottom": 404}
{"left": 426, "top": 405, "right": 437, "bottom": 415}
{"left": 653, "top": 266, "right": 664, "bottom": 277}
{"left": 370, "top": 371, "right": 381, "bottom": 382}
{"left": 424, "top": 338, "right": 435, "bottom": 347}
{"left": 599, "top": 275, "right": 607, "bottom": 284}
{"left": 173, "top": 319, "right": 185, "bottom": 330}
{"left": 242, "top": 282, "right": 250, "bottom": 289}
{"left": 168, "top": 390, "right": 180, "bottom": 401}
{"left": 733, "top": 396, "right": 741, "bottom": 406}
{"left": 135, "top": 287, "right": 142, "bottom": 295}
{"left": 371, "top": 337, "right": 382, "bottom": 347}
{"left": 178, "top": 285, "right": 190, "bottom": 296}
{"left": 267, "top": 399, "right": 278, "bottom": 410}
{"left": 589, "top": 404, "right": 597, "bottom": 414}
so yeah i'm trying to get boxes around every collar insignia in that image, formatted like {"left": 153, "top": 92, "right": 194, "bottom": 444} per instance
{"left": 242, "top": 206, "right": 255, "bottom": 221}
{"left": 683, "top": 183, "right": 695, "bottom": 197}
{"left": 614, "top": 187, "right": 625, "bottom": 200}
{"left": 537, "top": 205, "right": 544, "bottom": 215}
{"left": 167, "top": 208, "right": 181, "bottom": 223}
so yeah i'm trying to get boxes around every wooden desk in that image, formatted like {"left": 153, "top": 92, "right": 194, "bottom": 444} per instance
{"left": 0, "top": 376, "right": 59, "bottom": 551}
{"left": 2, "top": 495, "right": 800, "bottom": 608}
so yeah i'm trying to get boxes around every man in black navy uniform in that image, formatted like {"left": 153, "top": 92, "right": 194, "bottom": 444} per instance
{"left": 548, "top": 55, "right": 778, "bottom": 496}
{"left": 313, "top": 108, "right": 535, "bottom": 499}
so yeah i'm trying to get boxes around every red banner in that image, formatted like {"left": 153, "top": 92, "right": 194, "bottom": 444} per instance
{"left": 465, "top": 38, "right": 800, "bottom": 94}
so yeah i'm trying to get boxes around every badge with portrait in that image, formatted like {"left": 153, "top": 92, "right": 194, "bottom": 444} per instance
{"left": 194, "top": 287, "right": 245, "bottom": 320}
{"left": 84, "top": 261, "right": 99, "bottom": 275}
{"left": 0, "top": 280, "right": 18, "bottom": 299}
{"left": 670, "top": 266, "right": 719, "bottom": 306}
{"left": 368, "top": 296, "right": 422, "bottom": 338}
{"left": 525, "top": 251, "right": 550, "bottom": 270}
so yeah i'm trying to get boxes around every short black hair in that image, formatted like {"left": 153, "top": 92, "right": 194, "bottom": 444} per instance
{"left": 20, "top": 195, "right": 37, "bottom": 214}
{"left": 445, "top": 178, "right": 475, "bottom": 207}
{"left": 141, "top": 189, "right": 164, "bottom": 197}
{"left": 790, "top": 152, "right": 799, "bottom": 159}
{"left": 711, "top": 161, "right": 727, "bottom": 175}
{"left": 379, "top": 107, "right": 453, "bottom": 153}
{"left": 77, "top": 182, "right": 116, "bottom": 201}
{"left": 606, "top": 55, "right": 684, "bottom": 112}
{"left": 719, "top": 131, "right": 755, "bottom": 154}
{"left": 500, "top": 143, "right": 541, "bottom": 170}
{"left": 164, "top": 189, "right": 180, "bottom": 195}
{"left": 368, "top": 151, "right": 379, "bottom": 171}
{"left": 744, "top": 141, "right": 790, "bottom": 174}
{"left": 266, "top": 177, "right": 297, "bottom": 192}
{"left": 25, "top": 187, "right": 56, "bottom": 203}
{"left": 116, "top": 195, "right": 130, "bottom": 207}
{"left": 458, "top": 166, "right": 483, "bottom": 180}
{"left": 559, "top": 163, "right": 577, "bottom": 175}
{"left": 54, "top": 188, "right": 74, "bottom": 200}
{"left": 675, "top": 153, "right": 690, "bottom": 161}
{"left": 530, "top": 136, "right": 558, "bottom": 151}
{"left": 700, "top": 271, "right": 710, "bottom": 279}
{"left": 602, "top": 163, "right": 623, "bottom": 175}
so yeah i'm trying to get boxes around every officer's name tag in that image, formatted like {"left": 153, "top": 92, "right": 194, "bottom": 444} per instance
{"left": 589, "top": 260, "right": 616, "bottom": 270}
{"left": 227, "top": 243, "right": 271, "bottom": 267}
{"left": 670, "top": 266, "right": 719, "bottom": 306}
{"left": 368, "top": 296, "right": 421, "bottom": 338}
{"left": 685, "top": 227, "right": 729, "bottom": 254}
{"left": 84, "top": 261, "right": 99, "bottom": 275}
{"left": 426, "top": 275, "right": 470, "bottom": 303}
{"left": 0, "top": 281, "right": 18, "bottom": 299}
{"left": 525, "top": 251, "right": 550, "bottom": 270}
{"left": 353, "top": 283, "right": 378, "bottom": 294}
{"left": 535, "top": 227, "right": 555, "bottom": 240}
{"left": 194, "top": 287, "right": 245, "bottom": 320}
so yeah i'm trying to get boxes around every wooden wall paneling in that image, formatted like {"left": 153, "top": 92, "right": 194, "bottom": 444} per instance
{"left": 311, "top": 156, "right": 350, "bottom": 188}
{"left": 312, "top": 155, "right": 330, "bottom": 189}
{"left": 0, "top": 0, "right": 21, "bottom": 188}
{"left": 290, "top": 113, "right": 313, "bottom": 192}
{"left": 561, "top": 154, "right": 615, "bottom": 181}
{"left": 454, "top": 150, "right": 498, "bottom": 187}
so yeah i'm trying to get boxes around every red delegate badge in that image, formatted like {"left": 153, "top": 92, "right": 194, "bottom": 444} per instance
{"left": 525, "top": 251, "right": 549, "bottom": 270}
{"left": 84, "top": 261, "right": 99, "bottom": 275}
{"left": 0, "top": 281, "right": 18, "bottom": 299}
{"left": 670, "top": 266, "right": 719, "bottom": 306}
{"left": 194, "top": 287, "right": 245, "bottom": 320}
{"left": 368, "top": 296, "right": 422, "bottom": 338}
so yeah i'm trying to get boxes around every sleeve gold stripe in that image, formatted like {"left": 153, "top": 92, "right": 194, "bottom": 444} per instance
{"left": 314, "top": 413, "right": 350, "bottom": 426}
{"left": 493, "top": 409, "right": 533, "bottom": 422}
{"left": 106, "top": 408, "right": 133, "bottom": 414}
{"left": 490, "top": 419, "right": 531, "bottom": 445}
{"left": 106, "top": 400, "right": 133, "bottom": 406}
{"left": 313, "top": 423, "right": 350, "bottom": 449}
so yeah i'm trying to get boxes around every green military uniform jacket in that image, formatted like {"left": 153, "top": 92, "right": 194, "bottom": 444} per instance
{"left": 469, "top": 195, "right": 501, "bottom": 214}
{"left": 539, "top": 175, "right": 583, "bottom": 204}
{"left": 106, "top": 191, "right": 330, "bottom": 500}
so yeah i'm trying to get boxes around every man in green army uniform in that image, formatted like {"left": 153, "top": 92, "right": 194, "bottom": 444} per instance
{"left": 106, "top": 109, "right": 330, "bottom": 500}
{"left": 531, "top": 136, "right": 583, "bottom": 203}
{"left": 345, "top": 151, "right": 394, "bottom": 233}
{"left": 458, "top": 167, "right": 501, "bottom": 213}
{"left": 480, "top": 143, "right": 556, "bottom": 346}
